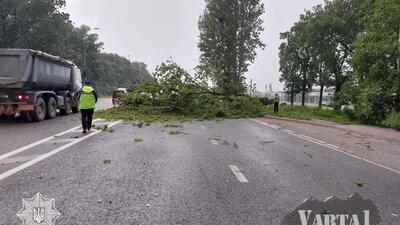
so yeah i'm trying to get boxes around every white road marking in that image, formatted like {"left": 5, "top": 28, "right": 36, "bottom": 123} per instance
{"left": 250, "top": 118, "right": 400, "bottom": 176}
{"left": 200, "top": 125, "right": 206, "bottom": 130}
{"left": 229, "top": 165, "right": 249, "bottom": 183}
{"left": 282, "top": 129, "right": 295, "bottom": 134}
{"left": 0, "top": 119, "right": 101, "bottom": 161}
{"left": 324, "top": 195, "right": 334, "bottom": 202}
{"left": 326, "top": 144, "right": 340, "bottom": 149}
{"left": 298, "top": 134, "right": 327, "bottom": 144}
{"left": 0, "top": 155, "right": 41, "bottom": 165}
{"left": 47, "top": 139, "right": 75, "bottom": 144}
{"left": 211, "top": 139, "right": 219, "bottom": 146}
{"left": 0, "top": 120, "right": 122, "bottom": 182}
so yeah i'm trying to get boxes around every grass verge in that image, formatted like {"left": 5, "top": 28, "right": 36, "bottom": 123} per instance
{"left": 265, "top": 105, "right": 355, "bottom": 124}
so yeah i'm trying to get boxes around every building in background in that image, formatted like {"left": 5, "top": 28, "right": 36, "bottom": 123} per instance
{"left": 278, "top": 87, "right": 335, "bottom": 107}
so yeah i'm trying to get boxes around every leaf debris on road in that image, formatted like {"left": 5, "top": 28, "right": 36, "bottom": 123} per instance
{"left": 169, "top": 130, "right": 189, "bottom": 135}
{"left": 302, "top": 151, "right": 313, "bottom": 159}
{"left": 169, "top": 131, "right": 182, "bottom": 135}
{"left": 102, "top": 159, "right": 111, "bottom": 164}
{"left": 355, "top": 181, "right": 366, "bottom": 187}
{"left": 134, "top": 138, "right": 144, "bottom": 143}
{"left": 259, "top": 141, "right": 274, "bottom": 145}
{"left": 164, "top": 124, "right": 182, "bottom": 128}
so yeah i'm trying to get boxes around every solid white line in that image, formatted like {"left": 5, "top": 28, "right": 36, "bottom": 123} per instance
{"left": 0, "top": 118, "right": 100, "bottom": 161}
{"left": 282, "top": 129, "right": 295, "bottom": 134}
{"left": 47, "top": 139, "right": 75, "bottom": 144}
{"left": 0, "top": 120, "right": 121, "bottom": 182}
{"left": 326, "top": 144, "right": 340, "bottom": 149}
{"left": 250, "top": 119, "right": 400, "bottom": 176}
{"left": 298, "top": 134, "right": 327, "bottom": 144}
{"left": 229, "top": 165, "right": 249, "bottom": 183}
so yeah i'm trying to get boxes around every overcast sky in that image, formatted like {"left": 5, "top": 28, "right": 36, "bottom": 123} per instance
{"left": 65, "top": 0, "right": 323, "bottom": 91}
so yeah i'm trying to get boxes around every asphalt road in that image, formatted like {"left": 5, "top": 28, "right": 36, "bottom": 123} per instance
{"left": 0, "top": 103, "right": 399, "bottom": 224}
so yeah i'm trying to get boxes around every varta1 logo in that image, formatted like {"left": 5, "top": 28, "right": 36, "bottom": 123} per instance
{"left": 298, "top": 210, "right": 370, "bottom": 225}
{"left": 280, "top": 193, "right": 381, "bottom": 225}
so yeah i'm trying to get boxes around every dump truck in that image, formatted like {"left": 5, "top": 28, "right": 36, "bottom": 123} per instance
{"left": 0, "top": 49, "right": 82, "bottom": 122}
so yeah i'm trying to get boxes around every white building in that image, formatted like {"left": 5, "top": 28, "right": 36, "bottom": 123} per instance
{"left": 278, "top": 87, "right": 335, "bottom": 107}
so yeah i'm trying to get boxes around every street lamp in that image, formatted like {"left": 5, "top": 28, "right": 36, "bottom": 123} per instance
{"left": 83, "top": 27, "right": 100, "bottom": 78}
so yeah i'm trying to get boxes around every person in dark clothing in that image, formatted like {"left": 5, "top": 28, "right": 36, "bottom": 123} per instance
{"left": 274, "top": 94, "right": 280, "bottom": 113}
{"left": 78, "top": 83, "right": 98, "bottom": 134}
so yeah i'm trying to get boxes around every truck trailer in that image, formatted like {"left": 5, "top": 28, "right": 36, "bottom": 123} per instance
{"left": 0, "top": 49, "right": 82, "bottom": 122}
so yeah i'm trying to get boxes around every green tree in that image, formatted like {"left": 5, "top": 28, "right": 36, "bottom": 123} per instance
{"left": 198, "top": 0, "right": 265, "bottom": 95}
{"left": 94, "top": 53, "right": 150, "bottom": 95}
{"left": 0, "top": 0, "right": 67, "bottom": 49}
{"left": 0, "top": 0, "right": 150, "bottom": 96}
{"left": 278, "top": 37, "right": 301, "bottom": 105}
{"left": 320, "top": 0, "right": 370, "bottom": 96}
{"left": 280, "top": 12, "right": 316, "bottom": 106}
{"left": 307, "top": 5, "right": 335, "bottom": 108}
{"left": 351, "top": 0, "right": 400, "bottom": 123}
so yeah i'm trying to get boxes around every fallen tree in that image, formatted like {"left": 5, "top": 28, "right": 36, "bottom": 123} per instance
{"left": 96, "top": 60, "right": 266, "bottom": 122}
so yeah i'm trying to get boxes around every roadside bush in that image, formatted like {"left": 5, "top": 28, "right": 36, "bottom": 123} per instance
{"left": 382, "top": 111, "right": 400, "bottom": 130}
{"left": 353, "top": 85, "right": 389, "bottom": 125}
{"left": 342, "top": 107, "right": 356, "bottom": 121}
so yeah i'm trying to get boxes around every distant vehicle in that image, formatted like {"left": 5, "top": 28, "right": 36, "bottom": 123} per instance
{"left": 0, "top": 49, "right": 82, "bottom": 122}
{"left": 112, "top": 88, "right": 128, "bottom": 104}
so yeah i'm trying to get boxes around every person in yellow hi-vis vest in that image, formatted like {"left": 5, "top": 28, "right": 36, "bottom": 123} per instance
{"left": 78, "top": 82, "right": 98, "bottom": 134}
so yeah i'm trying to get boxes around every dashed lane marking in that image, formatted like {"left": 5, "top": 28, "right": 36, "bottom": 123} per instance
{"left": 229, "top": 165, "right": 249, "bottom": 183}
{"left": 0, "top": 120, "right": 122, "bottom": 181}
{"left": 250, "top": 118, "right": 400, "bottom": 176}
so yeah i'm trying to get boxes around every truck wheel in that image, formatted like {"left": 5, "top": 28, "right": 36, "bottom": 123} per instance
{"left": 46, "top": 97, "right": 57, "bottom": 119}
{"left": 61, "top": 97, "right": 72, "bottom": 115}
{"left": 31, "top": 97, "right": 46, "bottom": 122}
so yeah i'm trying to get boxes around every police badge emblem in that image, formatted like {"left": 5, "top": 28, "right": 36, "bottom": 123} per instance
{"left": 17, "top": 193, "right": 60, "bottom": 225}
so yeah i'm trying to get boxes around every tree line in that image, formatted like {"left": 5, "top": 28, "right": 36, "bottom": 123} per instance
{"left": 279, "top": 0, "right": 400, "bottom": 124}
{"left": 0, "top": 0, "right": 150, "bottom": 95}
